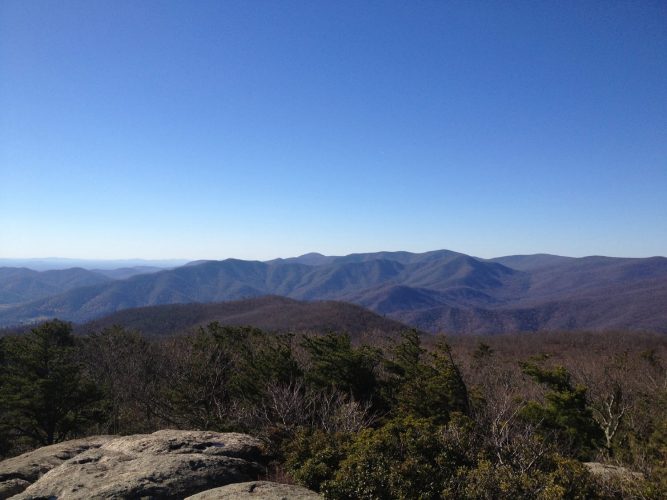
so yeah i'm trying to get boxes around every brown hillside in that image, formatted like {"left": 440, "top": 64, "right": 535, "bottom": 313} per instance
{"left": 79, "top": 295, "right": 414, "bottom": 337}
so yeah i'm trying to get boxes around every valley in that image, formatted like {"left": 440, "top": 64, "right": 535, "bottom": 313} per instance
{"left": 1, "top": 249, "right": 666, "bottom": 334}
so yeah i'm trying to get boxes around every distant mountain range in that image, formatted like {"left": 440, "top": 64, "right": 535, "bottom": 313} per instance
{"left": 0, "top": 267, "right": 112, "bottom": 305}
{"left": 1, "top": 249, "right": 666, "bottom": 334}
{"left": 0, "top": 258, "right": 187, "bottom": 271}
{"left": 0, "top": 266, "right": 166, "bottom": 305}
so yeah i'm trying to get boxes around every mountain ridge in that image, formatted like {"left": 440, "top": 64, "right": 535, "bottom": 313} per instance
{"left": 1, "top": 249, "right": 666, "bottom": 334}
{"left": 77, "top": 295, "right": 414, "bottom": 338}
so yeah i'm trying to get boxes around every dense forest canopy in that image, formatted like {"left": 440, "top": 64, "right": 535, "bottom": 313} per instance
{"left": 1, "top": 321, "right": 666, "bottom": 498}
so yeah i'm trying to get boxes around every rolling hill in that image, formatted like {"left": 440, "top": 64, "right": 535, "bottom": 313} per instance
{"left": 78, "top": 296, "right": 414, "bottom": 337}
{"left": 1, "top": 250, "right": 666, "bottom": 334}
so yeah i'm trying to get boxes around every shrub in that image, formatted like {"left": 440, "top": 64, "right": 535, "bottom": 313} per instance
{"left": 323, "top": 416, "right": 470, "bottom": 499}
{"left": 284, "top": 428, "right": 353, "bottom": 492}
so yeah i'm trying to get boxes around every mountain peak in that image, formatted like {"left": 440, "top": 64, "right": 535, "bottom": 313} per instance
{"left": 2, "top": 250, "right": 666, "bottom": 334}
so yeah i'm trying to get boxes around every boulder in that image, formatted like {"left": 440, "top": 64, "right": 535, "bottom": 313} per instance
{"left": 0, "top": 435, "right": 113, "bottom": 497}
{"left": 7, "top": 430, "right": 268, "bottom": 499}
{"left": 186, "top": 481, "right": 322, "bottom": 499}
{"left": 584, "top": 461, "right": 644, "bottom": 481}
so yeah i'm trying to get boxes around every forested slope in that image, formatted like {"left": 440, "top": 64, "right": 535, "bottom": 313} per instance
{"left": 2, "top": 250, "right": 666, "bottom": 333}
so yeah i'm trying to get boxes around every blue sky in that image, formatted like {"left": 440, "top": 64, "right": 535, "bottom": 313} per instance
{"left": 1, "top": 1, "right": 666, "bottom": 260}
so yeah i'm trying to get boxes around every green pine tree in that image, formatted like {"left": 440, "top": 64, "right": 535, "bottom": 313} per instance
{"left": 0, "top": 320, "right": 104, "bottom": 447}
{"left": 392, "top": 336, "right": 470, "bottom": 423}
{"left": 519, "top": 359, "right": 603, "bottom": 459}
{"left": 302, "top": 333, "right": 381, "bottom": 402}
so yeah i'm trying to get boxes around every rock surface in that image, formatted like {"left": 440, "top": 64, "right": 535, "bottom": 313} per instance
{"left": 0, "top": 478, "right": 31, "bottom": 498}
{"left": 584, "top": 461, "right": 644, "bottom": 481}
{"left": 4, "top": 430, "right": 269, "bottom": 499}
{"left": 186, "top": 480, "right": 322, "bottom": 499}
{"left": 0, "top": 435, "right": 113, "bottom": 498}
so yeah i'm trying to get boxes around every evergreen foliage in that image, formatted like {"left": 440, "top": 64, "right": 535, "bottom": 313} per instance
{"left": 389, "top": 335, "right": 469, "bottom": 423}
{"left": 301, "top": 333, "right": 382, "bottom": 402}
{"left": 285, "top": 429, "right": 353, "bottom": 492}
{"left": 450, "top": 455, "right": 596, "bottom": 499}
{"left": 323, "top": 416, "right": 469, "bottom": 499}
{"left": 519, "top": 359, "right": 603, "bottom": 459}
{"left": 0, "top": 320, "right": 103, "bottom": 447}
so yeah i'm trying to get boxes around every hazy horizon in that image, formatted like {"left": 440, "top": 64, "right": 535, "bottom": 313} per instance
{"left": 2, "top": 1, "right": 665, "bottom": 261}
{"left": 1, "top": 246, "right": 665, "bottom": 270}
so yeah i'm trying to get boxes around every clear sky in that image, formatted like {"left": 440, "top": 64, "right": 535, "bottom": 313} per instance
{"left": 1, "top": 1, "right": 666, "bottom": 261}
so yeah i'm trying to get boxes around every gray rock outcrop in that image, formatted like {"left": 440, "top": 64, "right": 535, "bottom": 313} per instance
{"left": 186, "top": 480, "right": 322, "bottom": 499}
{"left": 584, "top": 461, "right": 644, "bottom": 481}
{"left": 0, "top": 435, "right": 113, "bottom": 498}
{"left": 4, "top": 430, "right": 269, "bottom": 499}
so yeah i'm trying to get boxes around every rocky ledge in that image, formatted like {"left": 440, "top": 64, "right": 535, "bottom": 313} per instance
{"left": 186, "top": 480, "right": 322, "bottom": 499}
{"left": 0, "top": 430, "right": 320, "bottom": 499}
